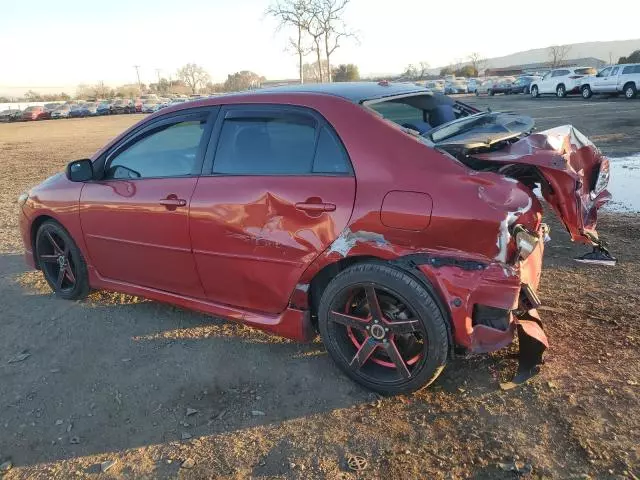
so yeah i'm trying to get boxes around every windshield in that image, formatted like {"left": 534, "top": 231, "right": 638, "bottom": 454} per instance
{"left": 428, "top": 112, "right": 534, "bottom": 144}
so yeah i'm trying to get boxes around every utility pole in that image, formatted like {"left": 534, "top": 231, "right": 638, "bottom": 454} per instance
{"left": 133, "top": 65, "right": 141, "bottom": 91}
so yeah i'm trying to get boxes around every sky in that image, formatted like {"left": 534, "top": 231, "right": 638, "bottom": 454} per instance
{"left": 0, "top": 0, "right": 637, "bottom": 95}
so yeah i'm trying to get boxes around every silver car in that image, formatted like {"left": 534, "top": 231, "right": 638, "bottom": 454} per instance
{"left": 580, "top": 64, "right": 640, "bottom": 99}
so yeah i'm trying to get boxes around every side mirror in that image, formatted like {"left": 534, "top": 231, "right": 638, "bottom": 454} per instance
{"left": 66, "top": 159, "right": 93, "bottom": 182}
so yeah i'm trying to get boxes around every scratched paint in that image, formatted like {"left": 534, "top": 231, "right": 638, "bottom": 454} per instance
{"left": 327, "top": 229, "right": 390, "bottom": 257}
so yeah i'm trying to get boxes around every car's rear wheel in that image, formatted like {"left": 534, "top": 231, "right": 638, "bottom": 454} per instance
{"left": 318, "top": 263, "right": 449, "bottom": 395}
{"left": 35, "top": 221, "right": 90, "bottom": 300}
{"left": 624, "top": 83, "right": 637, "bottom": 99}
{"left": 524, "top": 86, "right": 530, "bottom": 94}
{"left": 531, "top": 85, "right": 539, "bottom": 97}
{"left": 556, "top": 84, "right": 566, "bottom": 98}
{"left": 581, "top": 85, "right": 593, "bottom": 99}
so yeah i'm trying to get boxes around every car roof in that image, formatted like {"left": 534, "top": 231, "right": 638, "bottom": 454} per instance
{"left": 231, "top": 81, "right": 429, "bottom": 104}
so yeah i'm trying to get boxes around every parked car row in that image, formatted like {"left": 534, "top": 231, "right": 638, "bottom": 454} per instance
{"left": 472, "top": 63, "right": 640, "bottom": 100}
{"left": 1, "top": 96, "right": 198, "bottom": 123}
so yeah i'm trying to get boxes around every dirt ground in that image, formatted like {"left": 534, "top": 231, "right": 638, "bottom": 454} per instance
{"left": 0, "top": 109, "right": 639, "bottom": 479}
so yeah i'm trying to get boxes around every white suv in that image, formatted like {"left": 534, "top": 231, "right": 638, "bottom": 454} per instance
{"left": 530, "top": 67, "right": 598, "bottom": 98}
{"left": 579, "top": 64, "right": 640, "bottom": 99}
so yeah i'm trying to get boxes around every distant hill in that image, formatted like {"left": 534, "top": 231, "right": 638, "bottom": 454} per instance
{"left": 419, "top": 39, "right": 640, "bottom": 76}
{"left": 478, "top": 39, "right": 640, "bottom": 70}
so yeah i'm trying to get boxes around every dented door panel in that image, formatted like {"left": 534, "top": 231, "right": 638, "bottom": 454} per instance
{"left": 189, "top": 176, "right": 355, "bottom": 313}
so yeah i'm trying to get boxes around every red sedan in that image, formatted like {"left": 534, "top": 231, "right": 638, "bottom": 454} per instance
{"left": 17, "top": 83, "right": 613, "bottom": 394}
{"left": 21, "top": 105, "right": 49, "bottom": 121}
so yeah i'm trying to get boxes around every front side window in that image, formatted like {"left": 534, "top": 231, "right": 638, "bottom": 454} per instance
{"left": 599, "top": 67, "right": 612, "bottom": 77}
{"left": 105, "top": 119, "right": 206, "bottom": 179}
{"left": 611, "top": 67, "right": 620, "bottom": 76}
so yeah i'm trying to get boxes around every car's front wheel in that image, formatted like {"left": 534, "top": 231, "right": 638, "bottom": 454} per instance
{"left": 581, "top": 85, "right": 593, "bottom": 99}
{"left": 35, "top": 221, "right": 90, "bottom": 300}
{"left": 531, "top": 85, "right": 539, "bottom": 97}
{"left": 318, "top": 263, "right": 449, "bottom": 395}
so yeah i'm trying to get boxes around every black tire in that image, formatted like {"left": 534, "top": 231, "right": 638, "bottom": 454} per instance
{"left": 531, "top": 85, "right": 539, "bottom": 98}
{"left": 35, "top": 220, "right": 90, "bottom": 300}
{"left": 624, "top": 83, "right": 637, "bottom": 99}
{"left": 318, "top": 262, "right": 449, "bottom": 395}
{"left": 475, "top": 90, "right": 480, "bottom": 96}
{"left": 581, "top": 85, "right": 593, "bottom": 99}
{"left": 488, "top": 89, "right": 494, "bottom": 96}
{"left": 556, "top": 84, "right": 566, "bottom": 98}
{"left": 524, "top": 86, "right": 530, "bottom": 95}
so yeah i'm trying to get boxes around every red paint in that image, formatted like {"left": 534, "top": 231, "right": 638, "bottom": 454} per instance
{"left": 18, "top": 89, "right": 609, "bottom": 355}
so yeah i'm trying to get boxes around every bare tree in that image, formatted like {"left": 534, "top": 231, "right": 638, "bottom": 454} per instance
{"left": 468, "top": 52, "right": 486, "bottom": 75}
{"left": 267, "top": 0, "right": 313, "bottom": 84}
{"left": 548, "top": 45, "right": 571, "bottom": 68}
{"left": 306, "top": 7, "right": 326, "bottom": 83}
{"left": 418, "top": 61, "right": 430, "bottom": 79}
{"left": 177, "top": 63, "right": 211, "bottom": 94}
{"left": 315, "top": 0, "right": 353, "bottom": 82}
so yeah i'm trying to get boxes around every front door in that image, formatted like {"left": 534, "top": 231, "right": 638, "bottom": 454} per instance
{"left": 599, "top": 66, "right": 620, "bottom": 92}
{"left": 80, "top": 110, "right": 213, "bottom": 297}
{"left": 539, "top": 72, "right": 553, "bottom": 93}
{"left": 190, "top": 105, "right": 356, "bottom": 313}
{"left": 592, "top": 67, "right": 612, "bottom": 92}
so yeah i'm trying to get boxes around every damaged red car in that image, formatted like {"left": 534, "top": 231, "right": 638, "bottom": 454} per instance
{"left": 17, "top": 82, "right": 614, "bottom": 394}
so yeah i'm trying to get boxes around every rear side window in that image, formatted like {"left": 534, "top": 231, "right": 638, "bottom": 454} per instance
{"left": 622, "top": 65, "right": 640, "bottom": 74}
{"left": 212, "top": 110, "right": 352, "bottom": 175}
{"left": 552, "top": 70, "right": 569, "bottom": 77}
{"left": 105, "top": 119, "right": 206, "bottom": 179}
{"left": 575, "top": 67, "right": 597, "bottom": 75}
{"left": 313, "top": 127, "right": 351, "bottom": 174}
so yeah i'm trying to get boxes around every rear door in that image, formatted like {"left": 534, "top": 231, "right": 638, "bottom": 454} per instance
{"left": 189, "top": 104, "right": 356, "bottom": 314}
{"left": 80, "top": 108, "right": 217, "bottom": 297}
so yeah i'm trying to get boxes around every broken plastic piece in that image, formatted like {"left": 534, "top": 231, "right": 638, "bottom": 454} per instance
{"left": 574, "top": 246, "right": 617, "bottom": 266}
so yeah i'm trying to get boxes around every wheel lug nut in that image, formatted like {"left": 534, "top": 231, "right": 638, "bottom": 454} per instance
{"left": 385, "top": 328, "right": 389, "bottom": 332}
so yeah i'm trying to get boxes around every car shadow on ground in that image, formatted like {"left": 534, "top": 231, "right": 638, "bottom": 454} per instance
{"left": 0, "top": 252, "right": 515, "bottom": 471}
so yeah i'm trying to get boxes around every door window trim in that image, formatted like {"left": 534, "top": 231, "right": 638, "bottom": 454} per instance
{"left": 92, "top": 107, "right": 219, "bottom": 181}
{"left": 202, "top": 103, "right": 354, "bottom": 177}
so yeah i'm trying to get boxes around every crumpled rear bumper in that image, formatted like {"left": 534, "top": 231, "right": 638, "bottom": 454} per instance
{"left": 415, "top": 229, "right": 547, "bottom": 356}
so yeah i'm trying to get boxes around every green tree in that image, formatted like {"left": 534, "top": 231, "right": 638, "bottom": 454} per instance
{"left": 223, "top": 71, "right": 265, "bottom": 92}
{"left": 618, "top": 49, "right": 640, "bottom": 64}
{"left": 455, "top": 65, "right": 477, "bottom": 77}
{"left": 439, "top": 66, "right": 453, "bottom": 77}
{"left": 332, "top": 64, "right": 359, "bottom": 82}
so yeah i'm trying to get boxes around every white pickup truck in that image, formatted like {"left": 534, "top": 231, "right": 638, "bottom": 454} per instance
{"left": 580, "top": 64, "right": 640, "bottom": 99}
